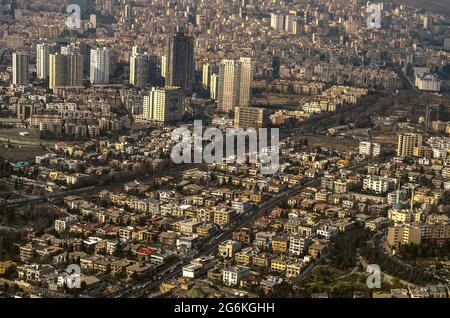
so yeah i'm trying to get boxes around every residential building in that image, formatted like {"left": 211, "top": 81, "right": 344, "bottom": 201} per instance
{"left": 143, "top": 87, "right": 183, "bottom": 123}
{"left": 12, "top": 52, "right": 29, "bottom": 85}
{"left": 165, "top": 32, "right": 195, "bottom": 94}
{"left": 397, "top": 133, "right": 423, "bottom": 157}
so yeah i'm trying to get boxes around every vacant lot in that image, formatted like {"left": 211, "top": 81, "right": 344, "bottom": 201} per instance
{"left": 0, "top": 144, "right": 47, "bottom": 162}
{"left": 306, "top": 135, "right": 359, "bottom": 152}
{"left": 0, "top": 128, "right": 42, "bottom": 141}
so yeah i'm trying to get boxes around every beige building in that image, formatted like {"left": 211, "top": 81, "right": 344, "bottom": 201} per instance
{"left": 218, "top": 57, "right": 253, "bottom": 112}
{"left": 234, "top": 106, "right": 268, "bottom": 129}
{"left": 143, "top": 87, "right": 183, "bottom": 123}
{"left": 387, "top": 224, "right": 422, "bottom": 247}
{"left": 49, "top": 53, "right": 84, "bottom": 89}
{"left": 397, "top": 133, "right": 423, "bottom": 157}
{"left": 218, "top": 240, "right": 242, "bottom": 258}
{"left": 213, "top": 208, "right": 235, "bottom": 228}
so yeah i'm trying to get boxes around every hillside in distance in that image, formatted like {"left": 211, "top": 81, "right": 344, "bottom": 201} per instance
{"left": 392, "top": 0, "right": 450, "bottom": 16}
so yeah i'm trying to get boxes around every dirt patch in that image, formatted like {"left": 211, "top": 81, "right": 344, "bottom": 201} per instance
{"left": 0, "top": 144, "right": 47, "bottom": 162}
{"left": 306, "top": 135, "right": 359, "bottom": 152}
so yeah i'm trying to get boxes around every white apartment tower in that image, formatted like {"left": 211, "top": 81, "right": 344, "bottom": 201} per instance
{"left": 90, "top": 47, "right": 113, "bottom": 84}
{"left": 36, "top": 43, "right": 56, "bottom": 80}
{"left": 210, "top": 73, "right": 219, "bottom": 100}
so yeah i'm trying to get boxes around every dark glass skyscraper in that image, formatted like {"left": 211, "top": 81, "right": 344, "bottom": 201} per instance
{"left": 165, "top": 32, "right": 194, "bottom": 95}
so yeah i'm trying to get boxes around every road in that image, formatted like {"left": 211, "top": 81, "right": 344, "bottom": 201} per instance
{"left": 392, "top": 67, "right": 418, "bottom": 92}
{"left": 0, "top": 163, "right": 201, "bottom": 211}
{"left": 107, "top": 177, "right": 320, "bottom": 298}
{"left": 107, "top": 158, "right": 368, "bottom": 298}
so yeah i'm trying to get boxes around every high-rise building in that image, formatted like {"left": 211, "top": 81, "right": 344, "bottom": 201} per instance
{"left": 61, "top": 45, "right": 81, "bottom": 56}
{"left": 97, "top": 0, "right": 114, "bottom": 16}
{"left": 239, "top": 57, "right": 253, "bottom": 107}
{"left": 130, "top": 51, "right": 157, "bottom": 89}
{"left": 202, "top": 63, "right": 212, "bottom": 89}
{"left": 425, "top": 105, "right": 441, "bottom": 128}
{"left": 423, "top": 15, "right": 433, "bottom": 30}
{"left": 49, "top": 53, "right": 84, "bottom": 89}
{"left": 284, "top": 14, "right": 296, "bottom": 33}
{"left": 234, "top": 106, "right": 268, "bottom": 129}
{"left": 36, "top": 43, "right": 56, "bottom": 80}
{"left": 415, "top": 73, "right": 441, "bottom": 92}
{"left": 124, "top": 4, "right": 133, "bottom": 20}
{"left": 12, "top": 52, "right": 29, "bottom": 86}
{"left": 61, "top": 43, "right": 92, "bottom": 75}
{"left": 397, "top": 133, "right": 423, "bottom": 157}
{"left": 210, "top": 73, "right": 219, "bottom": 100}
{"left": 49, "top": 53, "right": 64, "bottom": 89}
{"left": 218, "top": 57, "right": 253, "bottom": 112}
{"left": 272, "top": 56, "right": 280, "bottom": 79}
{"left": 161, "top": 55, "right": 167, "bottom": 79}
{"left": 165, "top": 32, "right": 195, "bottom": 94}
{"left": 270, "top": 13, "right": 284, "bottom": 31}
{"left": 143, "top": 87, "right": 184, "bottom": 123}
{"left": 218, "top": 59, "right": 241, "bottom": 113}
{"left": 444, "top": 38, "right": 450, "bottom": 51}
{"left": 90, "top": 47, "right": 113, "bottom": 84}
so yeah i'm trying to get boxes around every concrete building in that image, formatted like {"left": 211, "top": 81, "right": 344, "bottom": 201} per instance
{"left": 165, "top": 32, "right": 194, "bottom": 94}
{"left": 90, "top": 47, "right": 113, "bottom": 84}
{"left": 218, "top": 57, "right": 253, "bottom": 112}
{"left": 36, "top": 42, "right": 57, "bottom": 80}
{"left": 143, "top": 87, "right": 183, "bottom": 123}
{"left": 363, "top": 176, "right": 397, "bottom": 194}
{"left": 222, "top": 265, "right": 250, "bottom": 286}
{"left": 218, "top": 240, "right": 243, "bottom": 259}
{"left": 289, "top": 235, "right": 312, "bottom": 256}
{"left": 415, "top": 74, "right": 441, "bottom": 92}
{"left": 49, "top": 53, "right": 84, "bottom": 89}
{"left": 397, "top": 133, "right": 423, "bottom": 157}
{"left": 210, "top": 73, "right": 219, "bottom": 100}
{"left": 359, "top": 141, "right": 381, "bottom": 157}
{"left": 239, "top": 57, "right": 253, "bottom": 107}
{"left": 234, "top": 106, "right": 268, "bottom": 129}
{"left": 130, "top": 51, "right": 156, "bottom": 89}
{"left": 270, "top": 13, "right": 284, "bottom": 31}
{"left": 387, "top": 224, "right": 422, "bottom": 247}
{"left": 12, "top": 52, "right": 29, "bottom": 85}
